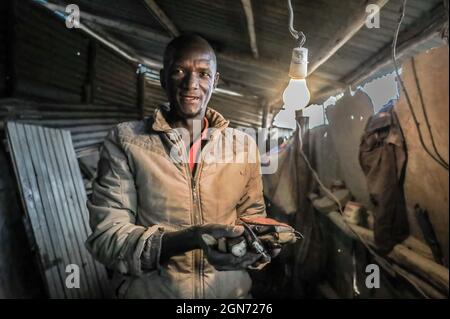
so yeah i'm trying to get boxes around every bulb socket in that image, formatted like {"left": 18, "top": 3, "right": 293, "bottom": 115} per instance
{"left": 288, "top": 47, "right": 308, "bottom": 79}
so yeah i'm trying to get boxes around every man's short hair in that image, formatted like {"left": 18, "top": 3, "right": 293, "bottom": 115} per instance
{"left": 163, "top": 34, "right": 217, "bottom": 69}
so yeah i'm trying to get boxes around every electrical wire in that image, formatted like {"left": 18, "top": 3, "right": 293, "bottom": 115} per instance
{"left": 285, "top": 0, "right": 434, "bottom": 298}
{"left": 411, "top": 58, "right": 449, "bottom": 167}
{"left": 296, "top": 124, "right": 429, "bottom": 298}
{"left": 287, "top": 0, "right": 306, "bottom": 47}
{"left": 392, "top": 0, "right": 449, "bottom": 170}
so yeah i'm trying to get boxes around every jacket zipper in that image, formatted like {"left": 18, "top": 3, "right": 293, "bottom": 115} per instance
{"left": 174, "top": 133, "right": 203, "bottom": 298}
{"left": 192, "top": 132, "right": 219, "bottom": 298}
{"left": 174, "top": 130, "right": 218, "bottom": 299}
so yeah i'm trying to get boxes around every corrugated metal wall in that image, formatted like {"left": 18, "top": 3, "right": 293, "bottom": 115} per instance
{"left": 0, "top": 0, "right": 143, "bottom": 157}
{"left": 0, "top": 0, "right": 268, "bottom": 164}
{"left": 14, "top": 0, "right": 89, "bottom": 103}
{"left": 210, "top": 93, "right": 262, "bottom": 128}
{"left": 143, "top": 80, "right": 166, "bottom": 117}
{"left": 0, "top": 100, "right": 139, "bottom": 154}
{"left": 94, "top": 45, "right": 138, "bottom": 107}
{"left": 0, "top": 2, "right": 6, "bottom": 96}
{"left": 1, "top": 0, "right": 263, "bottom": 155}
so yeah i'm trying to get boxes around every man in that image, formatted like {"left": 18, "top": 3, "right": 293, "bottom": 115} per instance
{"left": 86, "top": 34, "right": 282, "bottom": 298}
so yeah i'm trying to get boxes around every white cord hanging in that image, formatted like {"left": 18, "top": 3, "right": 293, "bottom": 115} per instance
{"left": 287, "top": 0, "right": 306, "bottom": 47}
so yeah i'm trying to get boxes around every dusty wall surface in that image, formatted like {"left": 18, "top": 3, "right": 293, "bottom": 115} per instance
{"left": 325, "top": 90, "right": 373, "bottom": 207}
{"left": 395, "top": 46, "right": 449, "bottom": 266}
{"left": 298, "top": 45, "right": 449, "bottom": 296}
{"left": 311, "top": 46, "right": 449, "bottom": 267}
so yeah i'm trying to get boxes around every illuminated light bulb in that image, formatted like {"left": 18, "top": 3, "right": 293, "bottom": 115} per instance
{"left": 282, "top": 46, "right": 311, "bottom": 110}
{"left": 282, "top": 78, "right": 310, "bottom": 110}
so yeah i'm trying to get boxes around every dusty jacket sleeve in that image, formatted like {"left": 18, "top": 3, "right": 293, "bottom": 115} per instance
{"left": 236, "top": 138, "right": 267, "bottom": 219}
{"left": 85, "top": 127, "right": 162, "bottom": 276}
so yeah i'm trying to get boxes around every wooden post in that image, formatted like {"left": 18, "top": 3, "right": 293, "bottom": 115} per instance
{"left": 296, "top": 110, "right": 309, "bottom": 137}
{"left": 261, "top": 98, "right": 270, "bottom": 128}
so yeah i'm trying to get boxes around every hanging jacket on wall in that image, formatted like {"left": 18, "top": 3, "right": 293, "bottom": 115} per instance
{"left": 359, "top": 104, "right": 409, "bottom": 254}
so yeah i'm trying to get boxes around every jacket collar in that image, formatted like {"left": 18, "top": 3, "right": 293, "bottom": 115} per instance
{"left": 151, "top": 104, "right": 229, "bottom": 137}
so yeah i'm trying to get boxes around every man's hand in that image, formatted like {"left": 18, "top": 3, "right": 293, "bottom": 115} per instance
{"left": 196, "top": 224, "right": 262, "bottom": 271}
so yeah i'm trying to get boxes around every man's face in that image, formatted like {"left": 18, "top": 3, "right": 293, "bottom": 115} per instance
{"left": 161, "top": 45, "right": 219, "bottom": 119}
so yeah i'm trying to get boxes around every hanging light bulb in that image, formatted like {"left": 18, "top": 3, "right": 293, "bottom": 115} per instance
{"left": 283, "top": 47, "right": 311, "bottom": 110}
{"left": 271, "top": 0, "right": 310, "bottom": 129}
{"left": 283, "top": 79, "right": 310, "bottom": 110}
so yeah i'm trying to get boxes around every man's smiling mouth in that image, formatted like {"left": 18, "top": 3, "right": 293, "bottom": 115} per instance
{"left": 180, "top": 94, "right": 200, "bottom": 102}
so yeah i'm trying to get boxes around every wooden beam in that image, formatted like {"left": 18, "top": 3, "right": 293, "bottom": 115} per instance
{"left": 240, "top": 0, "right": 259, "bottom": 59}
{"left": 261, "top": 98, "right": 270, "bottom": 128}
{"left": 308, "top": 0, "right": 390, "bottom": 75}
{"left": 34, "top": 1, "right": 141, "bottom": 66}
{"left": 44, "top": 2, "right": 171, "bottom": 44}
{"left": 322, "top": 211, "right": 449, "bottom": 297}
{"left": 142, "top": 0, "right": 180, "bottom": 37}
{"left": 343, "top": 2, "right": 448, "bottom": 87}
{"left": 39, "top": 1, "right": 347, "bottom": 103}
{"left": 218, "top": 76, "right": 279, "bottom": 96}
{"left": 42, "top": 3, "right": 345, "bottom": 92}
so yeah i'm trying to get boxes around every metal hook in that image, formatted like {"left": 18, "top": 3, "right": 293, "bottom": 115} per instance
{"left": 288, "top": 0, "right": 306, "bottom": 47}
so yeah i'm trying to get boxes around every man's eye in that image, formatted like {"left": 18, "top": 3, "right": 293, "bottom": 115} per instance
{"left": 200, "top": 72, "right": 211, "bottom": 78}
{"left": 173, "top": 69, "right": 184, "bottom": 75}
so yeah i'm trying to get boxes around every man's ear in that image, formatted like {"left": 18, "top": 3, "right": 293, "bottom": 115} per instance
{"left": 160, "top": 69, "right": 166, "bottom": 90}
{"left": 214, "top": 72, "right": 220, "bottom": 89}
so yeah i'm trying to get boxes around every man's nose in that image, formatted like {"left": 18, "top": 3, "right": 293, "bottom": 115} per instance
{"left": 182, "top": 72, "right": 199, "bottom": 90}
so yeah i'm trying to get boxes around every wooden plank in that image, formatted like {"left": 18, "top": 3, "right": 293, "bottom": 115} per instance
{"left": 5, "top": 122, "right": 108, "bottom": 298}
{"left": 308, "top": 0, "right": 390, "bottom": 75}
{"left": 142, "top": 0, "right": 180, "bottom": 37}
{"left": 320, "top": 209, "right": 449, "bottom": 296}
{"left": 241, "top": 0, "right": 259, "bottom": 59}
